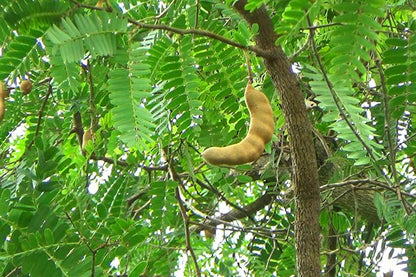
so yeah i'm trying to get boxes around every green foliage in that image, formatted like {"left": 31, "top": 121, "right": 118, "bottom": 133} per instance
{"left": 0, "top": 0, "right": 68, "bottom": 39}
{"left": 108, "top": 42, "right": 155, "bottom": 147}
{"left": 46, "top": 12, "right": 127, "bottom": 63}
{"left": 275, "top": 0, "right": 313, "bottom": 46}
{"left": 0, "top": 31, "right": 45, "bottom": 80}
{"left": 0, "top": 0, "right": 415, "bottom": 276}
{"left": 382, "top": 33, "right": 416, "bottom": 159}
{"left": 305, "top": 65, "right": 383, "bottom": 165}
{"left": 300, "top": 0, "right": 385, "bottom": 166}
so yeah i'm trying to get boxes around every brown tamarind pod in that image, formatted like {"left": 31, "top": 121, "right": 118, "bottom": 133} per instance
{"left": 202, "top": 83, "right": 274, "bottom": 166}
{"left": 0, "top": 82, "right": 8, "bottom": 124}
{"left": 20, "top": 80, "right": 33, "bottom": 95}
{"left": 0, "top": 97, "right": 4, "bottom": 124}
{"left": 82, "top": 128, "right": 94, "bottom": 153}
{"left": 95, "top": 0, "right": 104, "bottom": 8}
{"left": 0, "top": 82, "right": 9, "bottom": 98}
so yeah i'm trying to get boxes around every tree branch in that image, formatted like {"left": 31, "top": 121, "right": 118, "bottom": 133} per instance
{"left": 69, "top": 0, "right": 273, "bottom": 58}
{"left": 233, "top": 2, "right": 321, "bottom": 276}
{"left": 191, "top": 192, "right": 274, "bottom": 234}
{"left": 28, "top": 82, "right": 53, "bottom": 150}
{"left": 128, "top": 19, "right": 273, "bottom": 58}
{"left": 165, "top": 148, "right": 201, "bottom": 277}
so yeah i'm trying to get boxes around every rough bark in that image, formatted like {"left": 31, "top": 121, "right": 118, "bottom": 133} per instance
{"left": 234, "top": 2, "right": 321, "bottom": 276}
{"left": 325, "top": 223, "right": 337, "bottom": 277}
{"left": 191, "top": 193, "right": 273, "bottom": 234}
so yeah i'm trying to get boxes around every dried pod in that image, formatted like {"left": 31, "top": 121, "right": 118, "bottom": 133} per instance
{"left": 82, "top": 128, "right": 94, "bottom": 154}
{"left": 0, "top": 97, "right": 4, "bottom": 124}
{"left": 202, "top": 83, "right": 274, "bottom": 166}
{"left": 0, "top": 82, "right": 7, "bottom": 124}
{"left": 0, "top": 82, "right": 9, "bottom": 98}
{"left": 20, "top": 80, "right": 33, "bottom": 95}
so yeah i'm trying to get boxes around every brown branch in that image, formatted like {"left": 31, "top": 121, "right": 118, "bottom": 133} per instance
{"left": 86, "top": 60, "right": 97, "bottom": 129}
{"left": 300, "top": 22, "right": 342, "bottom": 31}
{"left": 376, "top": 59, "right": 411, "bottom": 214}
{"left": 89, "top": 154, "right": 168, "bottom": 172}
{"left": 165, "top": 148, "right": 201, "bottom": 277}
{"left": 221, "top": 193, "right": 273, "bottom": 222}
{"left": 35, "top": 83, "right": 53, "bottom": 137}
{"left": 64, "top": 211, "right": 96, "bottom": 277}
{"left": 27, "top": 82, "right": 53, "bottom": 150}
{"left": 126, "top": 187, "right": 150, "bottom": 207}
{"left": 244, "top": 50, "right": 254, "bottom": 83}
{"left": 191, "top": 192, "right": 274, "bottom": 234}
{"left": 174, "top": 187, "right": 201, "bottom": 277}
{"left": 195, "top": 178, "right": 257, "bottom": 224}
{"left": 69, "top": 0, "right": 104, "bottom": 11}
{"left": 155, "top": 0, "right": 175, "bottom": 22}
{"left": 307, "top": 15, "right": 385, "bottom": 177}
{"left": 234, "top": 2, "right": 321, "bottom": 276}
{"left": 71, "top": 111, "right": 84, "bottom": 147}
{"left": 129, "top": 20, "right": 273, "bottom": 58}
{"left": 321, "top": 179, "right": 416, "bottom": 200}
{"left": 324, "top": 221, "right": 337, "bottom": 277}
{"left": 69, "top": 0, "right": 272, "bottom": 58}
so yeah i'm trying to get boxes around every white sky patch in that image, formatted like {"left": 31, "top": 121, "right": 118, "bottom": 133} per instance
{"left": 88, "top": 161, "right": 112, "bottom": 194}
{"left": 110, "top": 256, "right": 120, "bottom": 269}
{"left": 377, "top": 246, "right": 407, "bottom": 276}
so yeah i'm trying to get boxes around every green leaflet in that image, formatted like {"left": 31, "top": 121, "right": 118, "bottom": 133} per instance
{"left": 304, "top": 65, "right": 382, "bottom": 166}
{"left": 108, "top": 57, "right": 155, "bottom": 148}
{"left": 383, "top": 34, "right": 416, "bottom": 118}
{"left": 46, "top": 11, "right": 127, "bottom": 63}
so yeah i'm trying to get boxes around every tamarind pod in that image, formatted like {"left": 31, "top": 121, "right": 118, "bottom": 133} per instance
{"left": 0, "top": 82, "right": 9, "bottom": 98}
{"left": 202, "top": 136, "right": 265, "bottom": 166}
{"left": 0, "top": 82, "right": 6, "bottom": 124}
{"left": 0, "top": 97, "right": 4, "bottom": 124}
{"left": 95, "top": 0, "right": 104, "bottom": 8}
{"left": 20, "top": 80, "right": 33, "bottom": 95}
{"left": 82, "top": 128, "right": 93, "bottom": 153}
{"left": 202, "top": 83, "right": 274, "bottom": 166}
{"left": 245, "top": 84, "right": 274, "bottom": 142}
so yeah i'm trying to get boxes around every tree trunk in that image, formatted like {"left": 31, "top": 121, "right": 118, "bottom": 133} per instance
{"left": 234, "top": 2, "right": 321, "bottom": 276}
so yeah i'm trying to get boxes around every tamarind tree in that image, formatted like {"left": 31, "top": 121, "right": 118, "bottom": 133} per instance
{"left": 0, "top": 0, "right": 415, "bottom": 276}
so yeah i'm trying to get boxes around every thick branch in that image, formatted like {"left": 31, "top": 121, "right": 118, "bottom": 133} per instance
{"left": 192, "top": 192, "right": 274, "bottom": 233}
{"left": 69, "top": 0, "right": 272, "bottom": 58}
{"left": 165, "top": 148, "right": 201, "bottom": 277}
{"left": 234, "top": 2, "right": 321, "bottom": 276}
{"left": 129, "top": 20, "right": 273, "bottom": 58}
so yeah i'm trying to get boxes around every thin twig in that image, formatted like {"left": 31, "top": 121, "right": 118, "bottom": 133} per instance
{"left": 90, "top": 154, "right": 168, "bottom": 172}
{"left": 27, "top": 82, "right": 53, "bottom": 150}
{"left": 195, "top": 0, "right": 200, "bottom": 29}
{"left": 69, "top": 0, "right": 273, "bottom": 58}
{"left": 130, "top": 20, "right": 273, "bottom": 58}
{"left": 307, "top": 15, "right": 387, "bottom": 180}
{"left": 175, "top": 187, "right": 201, "bottom": 277}
{"left": 64, "top": 211, "right": 96, "bottom": 277}
{"left": 86, "top": 60, "right": 97, "bottom": 130}
{"left": 155, "top": 0, "right": 175, "bottom": 22}
{"left": 321, "top": 179, "right": 416, "bottom": 200}
{"left": 300, "top": 22, "right": 342, "bottom": 31}
{"left": 244, "top": 49, "right": 253, "bottom": 83}
{"left": 375, "top": 59, "right": 410, "bottom": 214}
{"left": 165, "top": 147, "right": 201, "bottom": 277}
{"left": 289, "top": 36, "right": 310, "bottom": 62}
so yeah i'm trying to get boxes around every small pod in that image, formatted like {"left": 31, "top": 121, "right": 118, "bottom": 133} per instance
{"left": 0, "top": 82, "right": 8, "bottom": 124}
{"left": 0, "top": 97, "right": 4, "bottom": 124}
{"left": 82, "top": 128, "right": 94, "bottom": 153}
{"left": 20, "top": 80, "right": 33, "bottom": 95}
{"left": 202, "top": 83, "right": 274, "bottom": 166}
